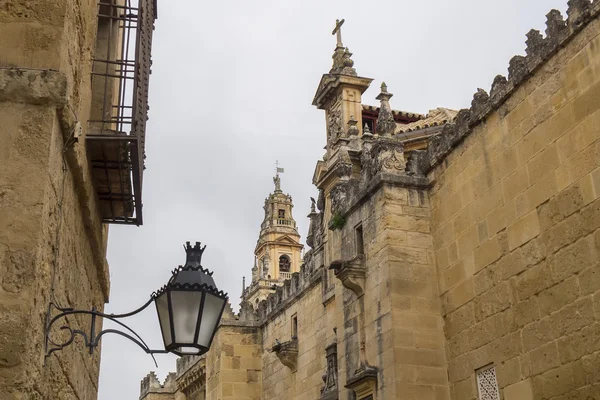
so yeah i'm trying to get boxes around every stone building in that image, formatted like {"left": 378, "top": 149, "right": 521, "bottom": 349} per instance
{"left": 141, "top": 2, "right": 600, "bottom": 400}
{"left": 0, "top": 0, "right": 157, "bottom": 398}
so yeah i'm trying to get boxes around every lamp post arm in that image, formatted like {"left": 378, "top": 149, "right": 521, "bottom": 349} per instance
{"left": 44, "top": 298, "right": 165, "bottom": 367}
{"left": 93, "top": 329, "right": 169, "bottom": 367}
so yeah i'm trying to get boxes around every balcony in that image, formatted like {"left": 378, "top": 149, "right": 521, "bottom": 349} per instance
{"left": 87, "top": 0, "right": 157, "bottom": 225}
{"left": 277, "top": 219, "right": 295, "bottom": 227}
{"left": 279, "top": 272, "right": 292, "bottom": 280}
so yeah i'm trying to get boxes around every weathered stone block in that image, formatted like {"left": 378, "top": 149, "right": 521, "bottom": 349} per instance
{"left": 529, "top": 341, "right": 560, "bottom": 375}
{"left": 549, "top": 297, "right": 595, "bottom": 338}
{"left": 515, "top": 260, "right": 553, "bottom": 300}
{"left": 538, "top": 277, "right": 580, "bottom": 316}
{"left": 549, "top": 235, "right": 597, "bottom": 282}
{"left": 442, "top": 279, "right": 474, "bottom": 315}
{"left": 508, "top": 211, "right": 540, "bottom": 251}
{"left": 558, "top": 323, "right": 600, "bottom": 364}
{"left": 474, "top": 281, "right": 512, "bottom": 322}
{"left": 504, "top": 378, "right": 534, "bottom": 400}
{"left": 534, "top": 363, "right": 576, "bottom": 398}
{"left": 473, "top": 236, "right": 502, "bottom": 272}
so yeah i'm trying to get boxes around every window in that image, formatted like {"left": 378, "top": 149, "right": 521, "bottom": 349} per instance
{"left": 278, "top": 209, "right": 285, "bottom": 218}
{"left": 476, "top": 365, "right": 500, "bottom": 400}
{"left": 291, "top": 314, "right": 298, "bottom": 338}
{"left": 355, "top": 224, "right": 364, "bottom": 255}
{"left": 279, "top": 255, "right": 291, "bottom": 272}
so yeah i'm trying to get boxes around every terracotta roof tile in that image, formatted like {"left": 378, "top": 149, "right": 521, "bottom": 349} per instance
{"left": 361, "top": 104, "right": 424, "bottom": 120}
{"left": 396, "top": 108, "right": 458, "bottom": 133}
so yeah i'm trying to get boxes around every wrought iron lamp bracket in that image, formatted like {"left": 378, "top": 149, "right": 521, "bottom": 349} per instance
{"left": 44, "top": 297, "right": 168, "bottom": 367}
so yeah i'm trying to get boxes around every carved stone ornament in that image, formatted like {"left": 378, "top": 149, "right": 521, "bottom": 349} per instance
{"left": 320, "top": 341, "right": 339, "bottom": 400}
{"left": 306, "top": 199, "right": 319, "bottom": 249}
{"left": 329, "top": 254, "right": 366, "bottom": 297}
{"left": 375, "top": 82, "right": 396, "bottom": 136}
{"left": 347, "top": 115, "right": 359, "bottom": 136}
{"left": 327, "top": 109, "right": 342, "bottom": 142}
{"left": 334, "top": 146, "right": 353, "bottom": 178}
{"left": 317, "top": 190, "right": 325, "bottom": 212}
{"left": 381, "top": 149, "right": 405, "bottom": 172}
{"left": 370, "top": 139, "right": 405, "bottom": 175}
{"left": 272, "top": 337, "right": 298, "bottom": 371}
{"left": 405, "top": 150, "right": 428, "bottom": 176}
{"left": 329, "top": 182, "right": 350, "bottom": 216}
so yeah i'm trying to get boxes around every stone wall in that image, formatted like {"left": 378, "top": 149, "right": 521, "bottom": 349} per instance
{"left": 205, "top": 324, "right": 262, "bottom": 400}
{"left": 0, "top": 0, "right": 116, "bottom": 398}
{"left": 426, "top": 2, "right": 600, "bottom": 398}
{"left": 261, "top": 280, "right": 334, "bottom": 399}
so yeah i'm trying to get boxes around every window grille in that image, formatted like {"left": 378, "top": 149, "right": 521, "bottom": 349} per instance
{"left": 476, "top": 365, "right": 500, "bottom": 400}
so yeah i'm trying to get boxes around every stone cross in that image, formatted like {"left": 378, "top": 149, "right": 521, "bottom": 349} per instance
{"left": 332, "top": 19, "right": 345, "bottom": 47}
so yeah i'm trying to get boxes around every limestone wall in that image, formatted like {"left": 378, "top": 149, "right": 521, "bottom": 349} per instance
{"left": 0, "top": 0, "right": 116, "bottom": 398}
{"left": 427, "top": 4, "right": 600, "bottom": 399}
{"left": 261, "top": 281, "right": 334, "bottom": 399}
{"left": 205, "top": 325, "right": 262, "bottom": 400}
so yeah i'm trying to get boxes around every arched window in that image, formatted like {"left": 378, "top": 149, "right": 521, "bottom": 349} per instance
{"left": 279, "top": 255, "right": 291, "bottom": 272}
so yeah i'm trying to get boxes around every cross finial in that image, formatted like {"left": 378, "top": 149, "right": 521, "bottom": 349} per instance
{"left": 275, "top": 160, "right": 284, "bottom": 176}
{"left": 332, "top": 19, "right": 345, "bottom": 48}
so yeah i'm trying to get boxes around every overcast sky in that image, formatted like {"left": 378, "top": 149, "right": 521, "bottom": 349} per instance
{"left": 97, "top": 1, "right": 569, "bottom": 398}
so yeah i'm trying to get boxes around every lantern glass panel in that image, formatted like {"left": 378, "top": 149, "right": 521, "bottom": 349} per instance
{"left": 171, "top": 290, "right": 202, "bottom": 344}
{"left": 197, "top": 293, "right": 225, "bottom": 347}
{"left": 155, "top": 292, "right": 172, "bottom": 348}
{"left": 175, "top": 346, "right": 200, "bottom": 355}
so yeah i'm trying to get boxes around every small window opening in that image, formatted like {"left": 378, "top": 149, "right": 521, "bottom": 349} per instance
{"left": 278, "top": 209, "right": 285, "bottom": 218}
{"left": 476, "top": 365, "right": 500, "bottom": 400}
{"left": 291, "top": 314, "right": 298, "bottom": 338}
{"left": 279, "top": 255, "right": 291, "bottom": 272}
{"left": 355, "top": 224, "right": 364, "bottom": 255}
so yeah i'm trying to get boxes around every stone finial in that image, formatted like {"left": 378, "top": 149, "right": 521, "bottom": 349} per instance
{"left": 525, "top": 29, "right": 546, "bottom": 57}
{"left": 331, "top": 47, "right": 357, "bottom": 76}
{"left": 375, "top": 82, "right": 396, "bottom": 136}
{"left": 363, "top": 123, "right": 372, "bottom": 136}
{"left": 470, "top": 88, "right": 490, "bottom": 118}
{"left": 546, "top": 9, "right": 567, "bottom": 39}
{"left": 489, "top": 74, "right": 508, "bottom": 100}
{"left": 508, "top": 55, "right": 528, "bottom": 83}
{"left": 453, "top": 109, "right": 471, "bottom": 138}
{"left": 333, "top": 146, "right": 353, "bottom": 179}
{"left": 567, "top": 0, "right": 591, "bottom": 29}
{"left": 347, "top": 115, "right": 359, "bottom": 136}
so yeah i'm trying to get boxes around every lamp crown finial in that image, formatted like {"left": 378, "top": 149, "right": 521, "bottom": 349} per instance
{"left": 184, "top": 241, "right": 206, "bottom": 267}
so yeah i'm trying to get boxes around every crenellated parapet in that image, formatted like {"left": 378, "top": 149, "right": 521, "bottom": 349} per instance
{"left": 139, "top": 371, "right": 176, "bottom": 399}
{"left": 256, "top": 255, "right": 323, "bottom": 323}
{"left": 407, "top": 1, "right": 600, "bottom": 176}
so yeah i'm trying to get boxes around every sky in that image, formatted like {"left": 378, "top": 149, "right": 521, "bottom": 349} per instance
{"left": 97, "top": 0, "right": 569, "bottom": 398}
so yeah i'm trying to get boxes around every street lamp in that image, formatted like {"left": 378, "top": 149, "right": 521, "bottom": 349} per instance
{"left": 45, "top": 242, "right": 228, "bottom": 366}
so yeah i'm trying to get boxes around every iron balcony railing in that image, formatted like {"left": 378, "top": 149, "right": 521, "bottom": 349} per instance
{"left": 87, "top": 0, "right": 157, "bottom": 225}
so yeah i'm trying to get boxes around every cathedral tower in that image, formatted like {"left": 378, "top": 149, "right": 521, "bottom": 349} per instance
{"left": 242, "top": 170, "right": 303, "bottom": 307}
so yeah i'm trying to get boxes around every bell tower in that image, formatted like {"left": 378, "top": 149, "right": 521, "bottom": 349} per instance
{"left": 243, "top": 168, "right": 303, "bottom": 307}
